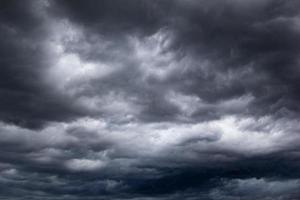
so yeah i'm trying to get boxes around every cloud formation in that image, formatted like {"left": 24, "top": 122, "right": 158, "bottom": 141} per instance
{"left": 0, "top": 0, "right": 300, "bottom": 199}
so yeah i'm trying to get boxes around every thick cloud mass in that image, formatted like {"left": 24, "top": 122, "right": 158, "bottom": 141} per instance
{"left": 0, "top": 0, "right": 300, "bottom": 199}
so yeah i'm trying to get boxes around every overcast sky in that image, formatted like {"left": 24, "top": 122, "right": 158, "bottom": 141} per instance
{"left": 1, "top": 0, "right": 300, "bottom": 199}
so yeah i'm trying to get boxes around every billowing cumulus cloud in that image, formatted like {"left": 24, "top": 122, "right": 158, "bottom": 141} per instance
{"left": 0, "top": 0, "right": 300, "bottom": 199}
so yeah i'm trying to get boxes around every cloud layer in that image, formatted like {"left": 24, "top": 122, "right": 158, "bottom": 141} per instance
{"left": 1, "top": 0, "right": 300, "bottom": 199}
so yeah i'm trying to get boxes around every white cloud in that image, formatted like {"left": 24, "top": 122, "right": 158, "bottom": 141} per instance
{"left": 65, "top": 158, "right": 107, "bottom": 172}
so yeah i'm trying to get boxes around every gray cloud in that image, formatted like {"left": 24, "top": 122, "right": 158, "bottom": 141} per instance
{"left": 0, "top": 0, "right": 300, "bottom": 199}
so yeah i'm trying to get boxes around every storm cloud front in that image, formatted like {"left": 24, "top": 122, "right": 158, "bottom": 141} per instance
{"left": 1, "top": 0, "right": 300, "bottom": 199}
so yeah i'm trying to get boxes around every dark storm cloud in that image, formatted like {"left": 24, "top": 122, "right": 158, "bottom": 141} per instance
{"left": 47, "top": 0, "right": 300, "bottom": 122}
{"left": 50, "top": 0, "right": 170, "bottom": 36}
{"left": 168, "top": 0, "right": 300, "bottom": 119}
{"left": 0, "top": 0, "right": 90, "bottom": 129}
{"left": 1, "top": 117, "right": 300, "bottom": 200}
{"left": 1, "top": 0, "right": 300, "bottom": 200}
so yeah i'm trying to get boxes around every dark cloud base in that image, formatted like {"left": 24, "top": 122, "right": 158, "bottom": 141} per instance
{"left": 0, "top": 0, "right": 300, "bottom": 199}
